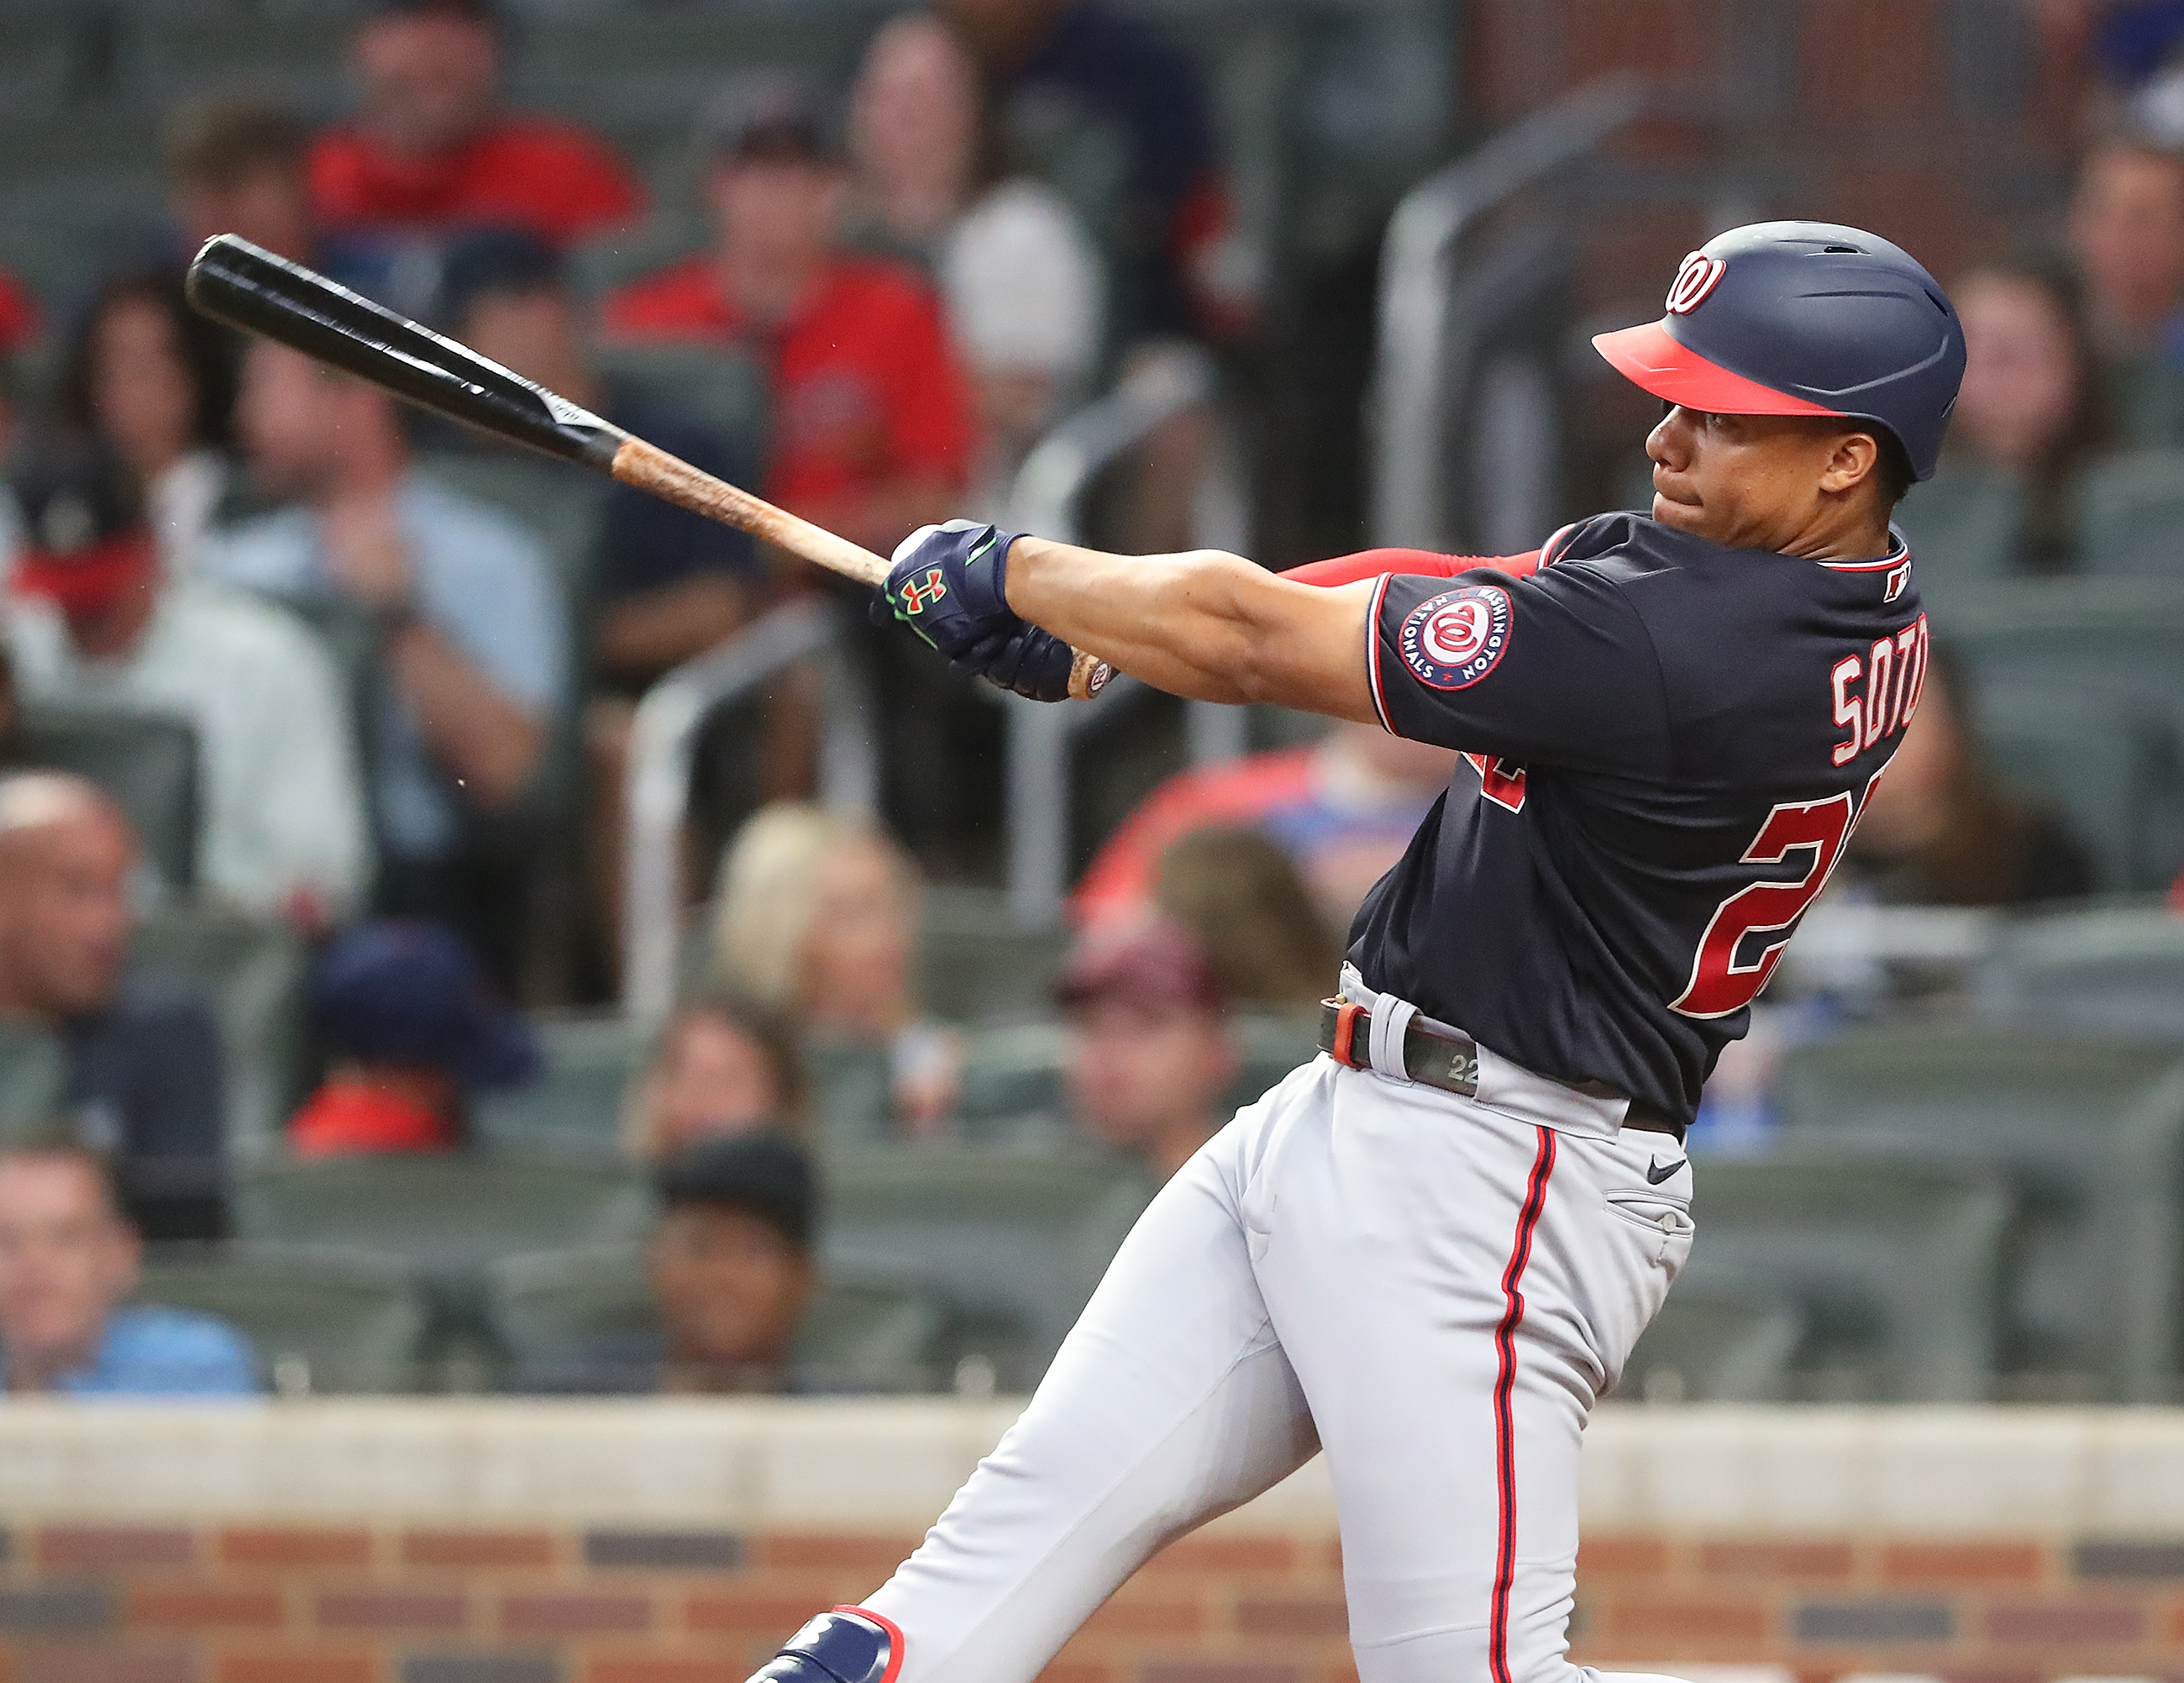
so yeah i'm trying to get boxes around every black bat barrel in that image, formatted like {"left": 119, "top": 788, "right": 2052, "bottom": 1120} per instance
{"left": 185, "top": 234, "right": 626, "bottom": 471}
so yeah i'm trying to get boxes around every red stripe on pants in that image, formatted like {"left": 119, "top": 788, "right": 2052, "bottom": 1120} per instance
{"left": 1488, "top": 1128, "right": 1557, "bottom": 1683}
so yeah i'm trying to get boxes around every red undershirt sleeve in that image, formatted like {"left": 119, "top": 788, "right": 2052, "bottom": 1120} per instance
{"left": 1279, "top": 548, "right": 1543, "bottom": 588}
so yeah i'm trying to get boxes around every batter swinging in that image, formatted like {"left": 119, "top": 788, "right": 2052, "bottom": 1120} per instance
{"left": 748, "top": 223, "right": 1967, "bottom": 1683}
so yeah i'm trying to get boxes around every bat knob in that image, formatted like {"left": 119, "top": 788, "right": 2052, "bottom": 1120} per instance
{"left": 1069, "top": 652, "right": 1114, "bottom": 702}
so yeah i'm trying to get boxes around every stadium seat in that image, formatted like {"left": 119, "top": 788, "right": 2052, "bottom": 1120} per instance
{"left": 1775, "top": 1024, "right": 2184, "bottom": 1400}
{"left": 15, "top": 702, "right": 199, "bottom": 892}
{"left": 1890, "top": 457, "right": 2021, "bottom": 602}
{"left": 484, "top": 1242, "right": 945, "bottom": 1395}
{"left": 233, "top": 1154, "right": 650, "bottom": 1271}
{"left": 955, "top": 1013, "right": 1320, "bottom": 1138}
{"left": 817, "top": 1146, "right": 1153, "bottom": 1391}
{"left": 0, "top": 1019, "right": 67, "bottom": 1133}
{"left": 1973, "top": 685, "right": 2155, "bottom": 893}
{"left": 130, "top": 902, "right": 309, "bottom": 1164}
{"left": 916, "top": 886, "right": 1070, "bottom": 1025}
{"left": 589, "top": 343, "right": 769, "bottom": 454}
{"left": 135, "top": 1240, "right": 428, "bottom": 1395}
{"left": 1941, "top": 579, "right": 2184, "bottom": 889}
{"left": 1619, "top": 1286, "right": 1806, "bottom": 1403}
{"left": 1672, "top": 1150, "right": 2011, "bottom": 1401}
{"left": 2082, "top": 447, "right": 2184, "bottom": 580}
{"left": 472, "top": 1011, "right": 646, "bottom": 1160}
{"left": 1972, "top": 903, "right": 2184, "bottom": 1039}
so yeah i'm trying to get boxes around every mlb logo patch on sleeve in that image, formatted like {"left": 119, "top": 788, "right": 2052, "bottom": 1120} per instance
{"left": 1399, "top": 585, "right": 1513, "bottom": 690}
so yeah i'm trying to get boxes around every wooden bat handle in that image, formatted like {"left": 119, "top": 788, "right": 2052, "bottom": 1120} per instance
{"left": 612, "top": 438, "right": 1111, "bottom": 702}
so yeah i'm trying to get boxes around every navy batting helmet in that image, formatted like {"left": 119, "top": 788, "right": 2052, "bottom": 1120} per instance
{"left": 1592, "top": 222, "right": 1966, "bottom": 481}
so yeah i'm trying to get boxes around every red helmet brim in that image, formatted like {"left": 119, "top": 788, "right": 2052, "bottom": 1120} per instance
{"left": 1592, "top": 319, "right": 1845, "bottom": 418}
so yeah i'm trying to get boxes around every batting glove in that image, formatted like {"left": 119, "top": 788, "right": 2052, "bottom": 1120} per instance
{"left": 953, "top": 622, "right": 1078, "bottom": 703}
{"left": 879, "top": 520, "right": 1029, "bottom": 660}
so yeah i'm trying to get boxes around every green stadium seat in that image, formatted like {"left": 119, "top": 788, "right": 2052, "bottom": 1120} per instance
{"left": 1672, "top": 1150, "right": 2011, "bottom": 1401}
{"left": 1620, "top": 1286, "right": 1805, "bottom": 1403}
{"left": 956, "top": 1013, "right": 1320, "bottom": 1138}
{"left": 1973, "top": 686, "right": 2155, "bottom": 893}
{"left": 15, "top": 702, "right": 199, "bottom": 892}
{"left": 233, "top": 1154, "right": 650, "bottom": 1270}
{"left": 915, "top": 886, "right": 1070, "bottom": 1025}
{"left": 473, "top": 1011, "right": 645, "bottom": 1160}
{"left": 588, "top": 342, "right": 769, "bottom": 452}
{"left": 2082, "top": 447, "right": 2184, "bottom": 580}
{"left": 485, "top": 1242, "right": 944, "bottom": 1395}
{"left": 817, "top": 1145, "right": 1152, "bottom": 1391}
{"left": 1973, "top": 903, "right": 2184, "bottom": 1039}
{"left": 0, "top": 1019, "right": 67, "bottom": 1133}
{"left": 130, "top": 902, "right": 308, "bottom": 1165}
{"left": 2102, "top": 355, "right": 2184, "bottom": 450}
{"left": 136, "top": 1240, "right": 428, "bottom": 1395}
{"left": 1890, "top": 455, "right": 2023, "bottom": 604}
{"left": 1776, "top": 1024, "right": 2184, "bottom": 1400}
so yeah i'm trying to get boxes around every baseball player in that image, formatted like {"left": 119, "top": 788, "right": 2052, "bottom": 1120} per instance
{"left": 748, "top": 223, "right": 1966, "bottom": 1683}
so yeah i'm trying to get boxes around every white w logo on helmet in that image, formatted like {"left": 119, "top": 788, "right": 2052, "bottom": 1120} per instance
{"left": 1665, "top": 251, "right": 1727, "bottom": 315}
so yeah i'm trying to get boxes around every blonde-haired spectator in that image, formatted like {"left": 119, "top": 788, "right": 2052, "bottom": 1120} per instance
{"left": 710, "top": 803, "right": 959, "bottom": 1141}
{"left": 622, "top": 990, "right": 807, "bottom": 1162}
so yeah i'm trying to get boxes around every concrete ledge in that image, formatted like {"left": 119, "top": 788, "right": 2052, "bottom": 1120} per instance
{"left": 9, "top": 1400, "right": 2184, "bottom": 1534}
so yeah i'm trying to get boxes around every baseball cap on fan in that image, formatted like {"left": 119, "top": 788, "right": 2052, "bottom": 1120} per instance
{"left": 3, "top": 439, "right": 157, "bottom": 614}
{"left": 1058, "top": 920, "right": 1227, "bottom": 1018}
{"left": 699, "top": 74, "right": 838, "bottom": 166}
{"left": 1591, "top": 221, "right": 1966, "bottom": 481}
{"left": 312, "top": 920, "right": 539, "bottom": 1089}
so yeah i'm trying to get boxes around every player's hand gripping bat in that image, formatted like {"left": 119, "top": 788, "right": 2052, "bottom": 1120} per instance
{"left": 185, "top": 234, "right": 1112, "bottom": 700}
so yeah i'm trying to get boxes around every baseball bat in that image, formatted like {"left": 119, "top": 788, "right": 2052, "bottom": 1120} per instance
{"left": 184, "top": 234, "right": 1112, "bottom": 701}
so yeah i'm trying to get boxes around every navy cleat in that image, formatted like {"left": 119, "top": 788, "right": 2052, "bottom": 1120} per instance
{"left": 747, "top": 1607, "right": 900, "bottom": 1683}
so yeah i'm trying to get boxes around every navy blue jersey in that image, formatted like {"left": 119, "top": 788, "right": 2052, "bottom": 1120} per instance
{"left": 1347, "top": 511, "right": 1927, "bottom": 1124}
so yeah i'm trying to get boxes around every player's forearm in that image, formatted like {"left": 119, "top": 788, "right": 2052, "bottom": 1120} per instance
{"left": 1005, "top": 537, "right": 1378, "bottom": 719}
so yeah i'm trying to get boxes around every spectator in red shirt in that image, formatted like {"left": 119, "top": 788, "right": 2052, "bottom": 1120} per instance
{"left": 289, "top": 920, "right": 538, "bottom": 1156}
{"left": 601, "top": 78, "right": 974, "bottom": 556}
{"left": 308, "top": 0, "right": 642, "bottom": 251}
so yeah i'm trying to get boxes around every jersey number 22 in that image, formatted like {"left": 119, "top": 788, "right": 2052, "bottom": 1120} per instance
{"left": 1669, "top": 778, "right": 1878, "bottom": 1019}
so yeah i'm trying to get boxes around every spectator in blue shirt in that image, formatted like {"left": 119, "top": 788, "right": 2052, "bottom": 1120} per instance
{"left": 0, "top": 1138, "right": 255, "bottom": 1396}
{"left": 208, "top": 339, "right": 569, "bottom": 987}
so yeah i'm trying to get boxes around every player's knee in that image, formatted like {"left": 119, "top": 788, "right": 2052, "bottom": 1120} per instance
{"left": 745, "top": 1608, "right": 897, "bottom": 1683}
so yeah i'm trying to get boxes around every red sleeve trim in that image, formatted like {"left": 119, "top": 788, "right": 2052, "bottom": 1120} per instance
{"left": 1282, "top": 547, "right": 1541, "bottom": 589}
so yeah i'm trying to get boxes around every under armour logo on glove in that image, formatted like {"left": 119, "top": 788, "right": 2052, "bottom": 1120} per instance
{"left": 898, "top": 566, "right": 949, "bottom": 613}
{"left": 879, "top": 519, "right": 1026, "bottom": 659}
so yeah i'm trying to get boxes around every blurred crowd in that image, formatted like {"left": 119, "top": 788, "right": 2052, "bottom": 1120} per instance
{"left": 3, "top": 0, "right": 2184, "bottom": 1398}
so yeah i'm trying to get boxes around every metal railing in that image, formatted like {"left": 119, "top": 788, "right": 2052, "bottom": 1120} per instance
{"left": 620, "top": 598, "right": 876, "bottom": 1025}
{"left": 995, "top": 344, "right": 1248, "bottom": 925}
{"left": 1369, "top": 72, "right": 1651, "bottom": 551}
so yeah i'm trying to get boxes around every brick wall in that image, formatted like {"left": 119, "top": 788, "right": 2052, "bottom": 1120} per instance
{"left": 9, "top": 1521, "right": 2184, "bottom": 1683}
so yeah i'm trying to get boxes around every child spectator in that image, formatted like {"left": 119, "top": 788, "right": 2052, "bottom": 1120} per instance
{"left": 1152, "top": 824, "right": 1341, "bottom": 1016}
{"left": 1058, "top": 920, "right": 1237, "bottom": 1183}
{"left": 0, "top": 1138, "right": 255, "bottom": 1396}
{"left": 622, "top": 990, "right": 806, "bottom": 1161}
{"left": 848, "top": 13, "right": 1104, "bottom": 510}
{"left": 1076, "top": 720, "right": 1457, "bottom": 934}
{"left": 212, "top": 340, "right": 567, "bottom": 984}
{"left": 521, "top": 1133, "right": 819, "bottom": 1395}
{"left": 1898, "top": 257, "right": 2109, "bottom": 586}
{"left": 0, "top": 776, "right": 227, "bottom": 1241}
{"left": 56, "top": 266, "right": 236, "bottom": 580}
{"left": 4, "top": 440, "right": 369, "bottom": 924}
{"left": 309, "top": 0, "right": 641, "bottom": 250}
{"left": 601, "top": 77, "right": 974, "bottom": 558}
{"left": 1839, "top": 645, "right": 2095, "bottom": 908}
{"left": 289, "top": 920, "right": 539, "bottom": 1156}
{"left": 710, "top": 802, "right": 960, "bottom": 1141}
